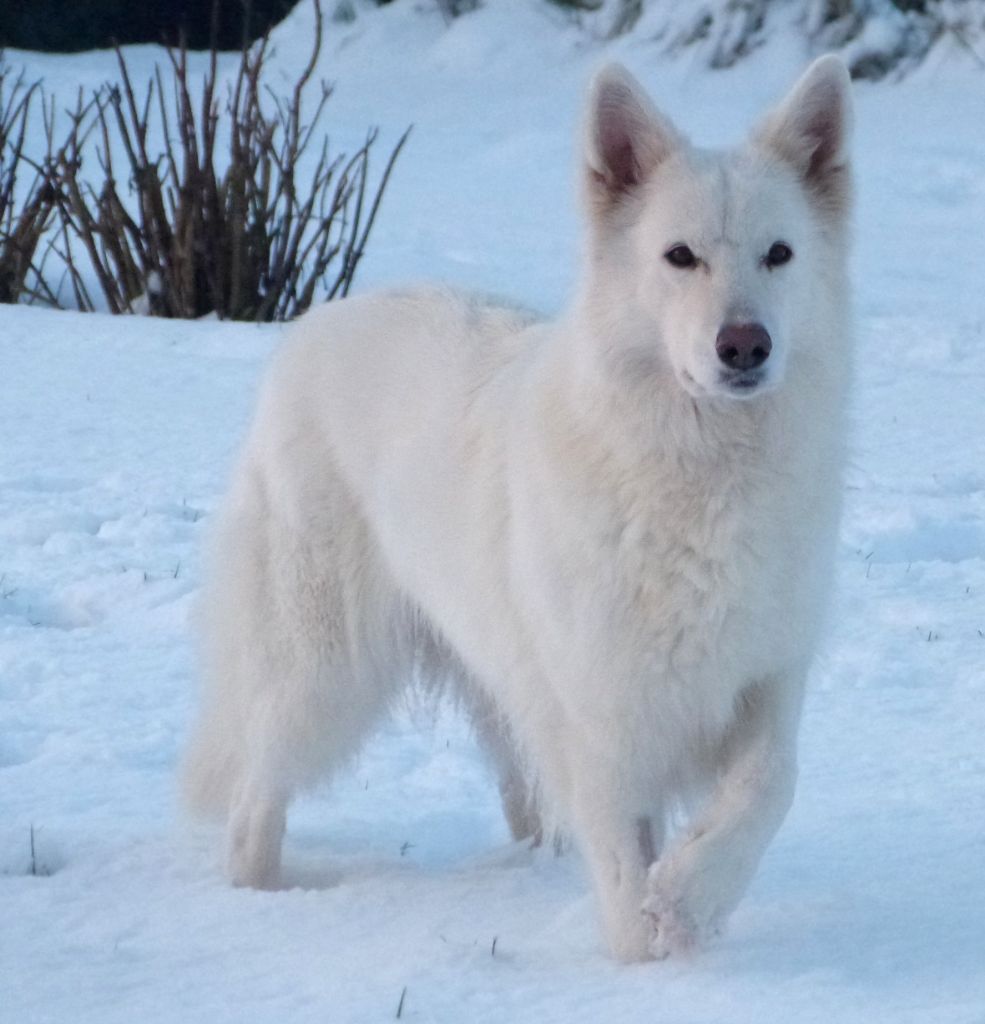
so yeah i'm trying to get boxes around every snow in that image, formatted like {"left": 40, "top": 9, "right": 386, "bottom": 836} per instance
{"left": 1, "top": 2, "right": 984, "bottom": 1021}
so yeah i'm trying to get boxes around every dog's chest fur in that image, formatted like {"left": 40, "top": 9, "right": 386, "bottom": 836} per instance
{"left": 508, "top": 380, "right": 798, "bottom": 744}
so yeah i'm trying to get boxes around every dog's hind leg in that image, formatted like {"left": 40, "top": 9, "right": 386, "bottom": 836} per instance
{"left": 227, "top": 757, "right": 288, "bottom": 889}
{"left": 185, "top": 457, "right": 403, "bottom": 888}
{"left": 223, "top": 649, "right": 398, "bottom": 889}
{"left": 467, "top": 689, "right": 543, "bottom": 843}
{"left": 497, "top": 747, "right": 543, "bottom": 845}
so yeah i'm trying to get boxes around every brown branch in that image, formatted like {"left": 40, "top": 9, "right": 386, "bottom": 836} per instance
{"left": 38, "top": 0, "right": 407, "bottom": 321}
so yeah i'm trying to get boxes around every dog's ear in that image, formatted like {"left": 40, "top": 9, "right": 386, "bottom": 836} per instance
{"left": 754, "top": 55, "right": 853, "bottom": 215}
{"left": 585, "top": 64, "right": 683, "bottom": 212}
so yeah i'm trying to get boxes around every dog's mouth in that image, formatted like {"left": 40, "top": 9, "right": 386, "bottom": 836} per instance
{"left": 723, "top": 371, "right": 765, "bottom": 393}
{"left": 681, "top": 368, "right": 773, "bottom": 400}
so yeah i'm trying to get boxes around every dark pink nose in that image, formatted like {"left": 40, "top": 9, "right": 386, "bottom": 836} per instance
{"left": 716, "top": 323, "right": 772, "bottom": 371}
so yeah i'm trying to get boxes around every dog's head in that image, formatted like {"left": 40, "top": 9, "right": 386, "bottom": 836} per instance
{"left": 581, "top": 56, "right": 852, "bottom": 401}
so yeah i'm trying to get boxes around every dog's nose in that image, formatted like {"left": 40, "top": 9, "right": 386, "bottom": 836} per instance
{"left": 716, "top": 323, "right": 772, "bottom": 371}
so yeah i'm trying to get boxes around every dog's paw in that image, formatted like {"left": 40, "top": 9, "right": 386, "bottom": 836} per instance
{"left": 643, "top": 854, "right": 726, "bottom": 959}
{"left": 642, "top": 888, "right": 705, "bottom": 959}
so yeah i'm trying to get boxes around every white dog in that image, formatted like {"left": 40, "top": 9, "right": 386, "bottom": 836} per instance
{"left": 182, "top": 56, "right": 853, "bottom": 962}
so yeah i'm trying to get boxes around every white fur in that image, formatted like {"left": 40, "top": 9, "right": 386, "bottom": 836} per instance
{"left": 182, "top": 56, "right": 853, "bottom": 962}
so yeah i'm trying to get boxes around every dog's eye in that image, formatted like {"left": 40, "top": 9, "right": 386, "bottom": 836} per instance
{"left": 765, "top": 242, "right": 793, "bottom": 268}
{"left": 665, "top": 245, "right": 698, "bottom": 270}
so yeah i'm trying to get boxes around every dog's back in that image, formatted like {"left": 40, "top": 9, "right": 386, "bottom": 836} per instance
{"left": 182, "top": 288, "right": 542, "bottom": 824}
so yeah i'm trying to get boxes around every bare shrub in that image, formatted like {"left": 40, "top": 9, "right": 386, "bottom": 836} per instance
{"left": 52, "top": 0, "right": 408, "bottom": 320}
{"left": 0, "top": 60, "right": 59, "bottom": 305}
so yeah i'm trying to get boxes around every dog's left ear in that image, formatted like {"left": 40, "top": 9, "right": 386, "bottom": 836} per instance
{"left": 754, "top": 55, "right": 853, "bottom": 215}
{"left": 585, "top": 64, "right": 684, "bottom": 213}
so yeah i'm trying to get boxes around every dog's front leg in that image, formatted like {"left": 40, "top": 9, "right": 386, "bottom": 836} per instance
{"left": 567, "top": 762, "right": 665, "bottom": 962}
{"left": 644, "top": 672, "right": 805, "bottom": 957}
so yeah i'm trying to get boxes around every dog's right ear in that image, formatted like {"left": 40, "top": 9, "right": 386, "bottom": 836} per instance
{"left": 585, "top": 64, "right": 683, "bottom": 213}
{"left": 753, "top": 55, "right": 853, "bottom": 216}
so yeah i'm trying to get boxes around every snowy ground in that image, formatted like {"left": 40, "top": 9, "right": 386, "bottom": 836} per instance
{"left": 2, "top": 3, "right": 984, "bottom": 1022}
